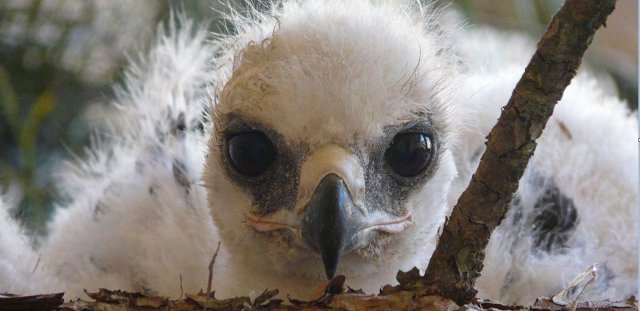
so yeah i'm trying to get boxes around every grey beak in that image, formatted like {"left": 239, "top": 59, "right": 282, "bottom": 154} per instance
{"left": 301, "top": 173, "right": 359, "bottom": 279}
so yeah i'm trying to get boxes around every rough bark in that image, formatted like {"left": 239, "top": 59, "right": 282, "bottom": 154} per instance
{"left": 421, "top": 0, "right": 617, "bottom": 305}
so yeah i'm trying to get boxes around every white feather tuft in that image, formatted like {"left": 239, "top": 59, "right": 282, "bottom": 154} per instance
{"left": 0, "top": 1, "right": 636, "bottom": 305}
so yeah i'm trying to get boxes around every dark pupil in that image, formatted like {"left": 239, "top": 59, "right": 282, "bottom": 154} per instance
{"left": 227, "top": 132, "right": 276, "bottom": 177}
{"left": 385, "top": 133, "right": 432, "bottom": 177}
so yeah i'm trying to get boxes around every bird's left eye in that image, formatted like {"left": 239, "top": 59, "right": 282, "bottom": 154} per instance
{"left": 385, "top": 133, "right": 433, "bottom": 177}
{"left": 226, "top": 131, "right": 276, "bottom": 177}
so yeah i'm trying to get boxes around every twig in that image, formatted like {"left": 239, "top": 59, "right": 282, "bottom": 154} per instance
{"left": 207, "top": 242, "right": 221, "bottom": 295}
{"left": 422, "top": 0, "right": 617, "bottom": 305}
{"left": 179, "top": 273, "right": 184, "bottom": 300}
{"left": 204, "top": 241, "right": 221, "bottom": 311}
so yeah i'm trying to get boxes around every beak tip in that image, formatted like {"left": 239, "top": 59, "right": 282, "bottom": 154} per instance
{"left": 322, "top": 255, "right": 338, "bottom": 280}
{"left": 303, "top": 173, "right": 357, "bottom": 281}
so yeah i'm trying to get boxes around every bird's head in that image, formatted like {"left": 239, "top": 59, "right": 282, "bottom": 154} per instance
{"left": 204, "top": 0, "right": 460, "bottom": 287}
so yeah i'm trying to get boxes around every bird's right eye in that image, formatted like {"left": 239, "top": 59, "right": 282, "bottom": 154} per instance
{"left": 226, "top": 131, "right": 276, "bottom": 177}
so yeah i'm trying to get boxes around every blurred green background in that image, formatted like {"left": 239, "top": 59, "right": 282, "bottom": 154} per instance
{"left": 0, "top": 0, "right": 636, "bottom": 235}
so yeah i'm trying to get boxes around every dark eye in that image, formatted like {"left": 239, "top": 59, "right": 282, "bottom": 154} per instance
{"left": 385, "top": 133, "right": 433, "bottom": 177}
{"left": 227, "top": 131, "right": 276, "bottom": 177}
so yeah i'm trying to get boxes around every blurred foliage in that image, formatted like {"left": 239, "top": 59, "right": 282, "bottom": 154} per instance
{"left": 0, "top": 0, "right": 636, "bottom": 235}
{"left": 0, "top": 0, "right": 276, "bottom": 235}
{"left": 0, "top": 0, "right": 163, "bottom": 234}
{"left": 0, "top": 65, "right": 52, "bottom": 232}
{"left": 453, "top": 0, "right": 637, "bottom": 109}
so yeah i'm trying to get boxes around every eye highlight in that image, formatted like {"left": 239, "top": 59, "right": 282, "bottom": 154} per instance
{"left": 226, "top": 131, "right": 276, "bottom": 177}
{"left": 384, "top": 133, "right": 433, "bottom": 177}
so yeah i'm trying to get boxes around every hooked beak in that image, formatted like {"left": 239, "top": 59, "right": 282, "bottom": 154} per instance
{"left": 244, "top": 146, "right": 413, "bottom": 280}
{"left": 301, "top": 173, "right": 359, "bottom": 279}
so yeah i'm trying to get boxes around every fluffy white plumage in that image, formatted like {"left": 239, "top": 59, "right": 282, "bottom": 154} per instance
{"left": 0, "top": 0, "right": 637, "bottom": 305}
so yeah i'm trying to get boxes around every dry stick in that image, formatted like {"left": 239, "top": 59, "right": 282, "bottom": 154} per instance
{"left": 422, "top": 0, "right": 617, "bottom": 305}
{"left": 207, "top": 241, "right": 222, "bottom": 295}
{"left": 179, "top": 274, "right": 184, "bottom": 300}
{"left": 204, "top": 241, "right": 221, "bottom": 311}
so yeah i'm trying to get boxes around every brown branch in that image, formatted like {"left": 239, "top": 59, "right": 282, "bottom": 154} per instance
{"left": 421, "top": 0, "right": 617, "bottom": 305}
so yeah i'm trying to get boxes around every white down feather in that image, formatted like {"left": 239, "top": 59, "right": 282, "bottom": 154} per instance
{"left": 0, "top": 0, "right": 636, "bottom": 305}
